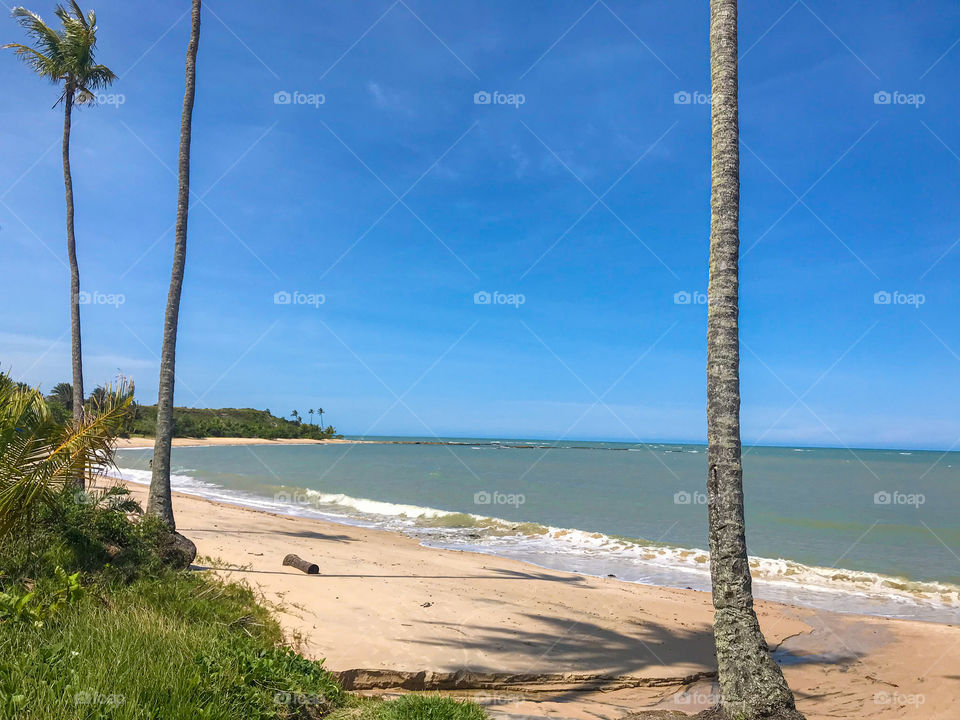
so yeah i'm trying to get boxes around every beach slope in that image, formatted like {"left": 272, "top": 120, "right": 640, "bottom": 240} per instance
{"left": 112, "top": 480, "right": 959, "bottom": 719}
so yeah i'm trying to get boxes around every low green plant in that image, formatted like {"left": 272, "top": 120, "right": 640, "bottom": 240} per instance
{"left": 329, "top": 695, "right": 488, "bottom": 720}
{"left": 0, "top": 566, "right": 83, "bottom": 627}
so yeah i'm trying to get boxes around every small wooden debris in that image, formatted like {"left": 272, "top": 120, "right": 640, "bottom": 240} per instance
{"left": 282, "top": 553, "right": 319, "bottom": 574}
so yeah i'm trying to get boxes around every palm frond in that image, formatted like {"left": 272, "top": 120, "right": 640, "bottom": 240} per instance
{"left": 2, "top": 42, "right": 59, "bottom": 77}
{"left": 0, "top": 373, "right": 133, "bottom": 535}
{"left": 6, "top": 3, "right": 115, "bottom": 100}
{"left": 8, "top": 8, "right": 65, "bottom": 68}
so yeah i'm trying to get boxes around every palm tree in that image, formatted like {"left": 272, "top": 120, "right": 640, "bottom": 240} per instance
{"left": 5, "top": 3, "right": 116, "bottom": 423}
{"left": 147, "top": 0, "right": 201, "bottom": 530}
{"left": 86, "top": 384, "right": 107, "bottom": 408}
{"left": 308, "top": 408, "right": 315, "bottom": 425}
{"left": 706, "top": 2, "right": 804, "bottom": 719}
{"left": 317, "top": 407, "right": 324, "bottom": 427}
{"left": 47, "top": 381, "right": 73, "bottom": 410}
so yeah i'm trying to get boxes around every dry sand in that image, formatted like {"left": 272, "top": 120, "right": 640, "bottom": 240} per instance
{"left": 107, "top": 478, "right": 960, "bottom": 719}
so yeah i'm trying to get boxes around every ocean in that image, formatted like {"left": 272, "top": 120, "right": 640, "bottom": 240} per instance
{"left": 112, "top": 438, "right": 960, "bottom": 624}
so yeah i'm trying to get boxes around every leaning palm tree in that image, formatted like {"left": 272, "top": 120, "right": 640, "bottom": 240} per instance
{"left": 706, "top": 2, "right": 804, "bottom": 718}
{"left": 5, "top": 2, "right": 116, "bottom": 423}
{"left": 147, "top": 0, "right": 201, "bottom": 530}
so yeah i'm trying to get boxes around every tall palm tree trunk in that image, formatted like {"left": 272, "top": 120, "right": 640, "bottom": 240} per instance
{"left": 62, "top": 85, "right": 84, "bottom": 425}
{"left": 706, "top": 2, "right": 804, "bottom": 719}
{"left": 148, "top": 0, "right": 201, "bottom": 528}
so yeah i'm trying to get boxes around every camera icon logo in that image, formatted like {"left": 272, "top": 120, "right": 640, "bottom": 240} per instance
{"left": 673, "top": 291, "right": 691, "bottom": 305}
{"left": 873, "top": 91, "right": 891, "bottom": 105}
{"left": 674, "top": 91, "right": 692, "bottom": 105}
{"left": 874, "top": 491, "right": 892, "bottom": 505}
{"left": 274, "top": 90, "right": 292, "bottom": 105}
{"left": 474, "top": 91, "right": 491, "bottom": 105}
{"left": 873, "top": 290, "right": 891, "bottom": 305}
{"left": 474, "top": 291, "right": 491, "bottom": 305}
{"left": 474, "top": 491, "right": 492, "bottom": 504}
{"left": 274, "top": 291, "right": 292, "bottom": 305}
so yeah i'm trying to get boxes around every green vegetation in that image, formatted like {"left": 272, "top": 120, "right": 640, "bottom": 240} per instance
{"left": 37, "top": 381, "right": 339, "bottom": 440}
{"left": 0, "top": 485, "right": 486, "bottom": 719}
{"left": 0, "top": 486, "right": 347, "bottom": 719}
{"left": 0, "top": 373, "right": 132, "bottom": 526}
{"left": 0, "top": 376, "right": 483, "bottom": 720}
{"left": 329, "top": 695, "right": 488, "bottom": 720}
{"left": 126, "top": 404, "right": 339, "bottom": 440}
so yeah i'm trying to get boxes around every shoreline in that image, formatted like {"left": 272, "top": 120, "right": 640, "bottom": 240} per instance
{"left": 103, "top": 477, "right": 960, "bottom": 718}
{"left": 108, "top": 445, "right": 960, "bottom": 625}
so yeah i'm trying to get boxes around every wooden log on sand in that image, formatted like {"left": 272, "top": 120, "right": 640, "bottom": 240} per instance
{"left": 282, "top": 553, "right": 319, "bottom": 574}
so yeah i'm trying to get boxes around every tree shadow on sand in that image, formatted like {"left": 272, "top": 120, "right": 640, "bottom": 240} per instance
{"left": 410, "top": 612, "right": 717, "bottom": 702}
{"left": 406, "top": 611, "right": 867, "bottom": 704}
{"left": 178, "top": 527, "right": 357, "bottom": 543}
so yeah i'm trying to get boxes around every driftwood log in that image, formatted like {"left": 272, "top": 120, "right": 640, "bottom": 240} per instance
{"left": 282, "top": 553, "right": 319, "bottom": 574}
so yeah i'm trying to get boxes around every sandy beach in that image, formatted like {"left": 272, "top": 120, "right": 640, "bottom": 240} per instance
{"left": 103, "top": 477, "right": 960, "bottom": 720}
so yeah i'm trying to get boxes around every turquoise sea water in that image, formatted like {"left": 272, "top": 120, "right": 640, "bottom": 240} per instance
{"left": 113, "top": 438, "right": 960, "bottom": 623}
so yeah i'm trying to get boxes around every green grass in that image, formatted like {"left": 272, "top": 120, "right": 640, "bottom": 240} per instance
{"left": 0, "top": 487, "right": 487, "bottom": 720}
{"left": 329, "top": 695, "right": 488, "bottom": 720}
{"left": 0, "top": 569, "right": 345, "bottom": 719}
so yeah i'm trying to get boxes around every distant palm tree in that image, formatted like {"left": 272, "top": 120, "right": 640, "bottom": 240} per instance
{"left": 5, "top": 2, "right": 116, "bottom": 422}
{"left": 308, "top": 408, "right": 315, "bottom": 425}
{"left": 317, "top": 407, "right": 324, "bottom": 427}
{"left": 290, "top": 410, "right": 301, "bottom": 425}
{"left": 148, "top": 0, "right": 201, "bottom": 530}
{"left": 47, "top": 381, "right": 73, "bottom": 410}
{"left": 86, "top": 385, "right": 107, "bottom": 408}
{"left": 706, "top": 2, "right": 804, "bottom": 719}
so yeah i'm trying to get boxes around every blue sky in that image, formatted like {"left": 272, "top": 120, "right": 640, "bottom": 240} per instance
{"left": 2, "top": 0, "right": 960, "bottom": 449}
